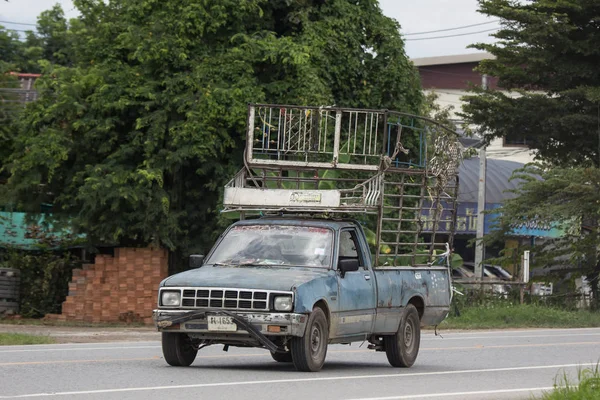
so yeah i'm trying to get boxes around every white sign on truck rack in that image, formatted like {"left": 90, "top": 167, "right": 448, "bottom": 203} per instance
{"left": 224, "top": 187, "right": 342, "bottom": 208}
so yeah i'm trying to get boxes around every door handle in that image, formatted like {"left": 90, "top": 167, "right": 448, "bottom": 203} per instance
{"left": 364, "top": 275, "right": 371, "bottom": 280}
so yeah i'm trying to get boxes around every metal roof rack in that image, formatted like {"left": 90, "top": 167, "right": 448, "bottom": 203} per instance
{"left": 222, "top": 103, "right": 462, "bottom": 266}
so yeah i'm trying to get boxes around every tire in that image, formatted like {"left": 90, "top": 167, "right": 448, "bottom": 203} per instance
{"left": 161, "top": 332, "right": 198, "bottom": 367}
{"left": 384, "top": 304, "right": 421, "bottom": 368}
{"left": 270, "top": 350, "right": 293, "bottom": 363}
{"left": 290, "top": 307, "right": 329, "bottom": 372}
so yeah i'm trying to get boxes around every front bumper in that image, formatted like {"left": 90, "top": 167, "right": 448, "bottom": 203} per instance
{"left": 153, "top": 309, "right": 308, "bottom": 344}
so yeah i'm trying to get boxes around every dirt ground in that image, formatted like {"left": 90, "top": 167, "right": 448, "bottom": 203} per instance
{"left": 0, "top": 323, "right": 161, "bottom": 343}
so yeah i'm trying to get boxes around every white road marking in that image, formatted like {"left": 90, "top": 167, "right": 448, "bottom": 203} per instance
{"left": 0, "top": 362, "right": 593, "bottom": 398}
{"left": 424, "top": 327, "right": 600, "bottom": 336}
{"left": 0, "top": 345, "right": 160, "bottom": 353}
{"left": 422, "top": 332, "right": 600, "bottom": 341}
{"left": 4, "top": 340, "right": 160, "bottom": 346}
{"left": 345, "top": 386, "right": 555, "bottom": 400}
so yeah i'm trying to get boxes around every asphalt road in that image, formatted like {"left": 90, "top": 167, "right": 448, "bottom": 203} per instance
{"left": 1, "top": 327, "right": 600, "bottom": 400}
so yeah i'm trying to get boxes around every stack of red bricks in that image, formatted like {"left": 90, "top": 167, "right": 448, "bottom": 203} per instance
{"left": 49, "top": 248, "right": 168, "bottom": 325}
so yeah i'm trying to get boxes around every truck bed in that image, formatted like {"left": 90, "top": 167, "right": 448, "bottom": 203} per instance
{"left": 373, "top": 266, "right": 451, "bottom": 329}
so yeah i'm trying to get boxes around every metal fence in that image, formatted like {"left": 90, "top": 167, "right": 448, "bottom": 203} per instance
{"left": 0, "top": 268, "right": 20, "bottom": 315}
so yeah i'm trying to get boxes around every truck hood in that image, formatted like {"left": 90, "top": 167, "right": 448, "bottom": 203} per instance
{"left": 161, "top": 265, "right": 330, "bottom": 291}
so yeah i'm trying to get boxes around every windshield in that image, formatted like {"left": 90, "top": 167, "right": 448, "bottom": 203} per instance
{"left": 206, "top": 224, "right": 333, "bottom": 268}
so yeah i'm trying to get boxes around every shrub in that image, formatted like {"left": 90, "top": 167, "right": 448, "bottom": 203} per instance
{"left": 538, "top": 365, "right": 600, "bottom": 400}
{"left": 0, "top": 249, "right": 80, "bottom": 318}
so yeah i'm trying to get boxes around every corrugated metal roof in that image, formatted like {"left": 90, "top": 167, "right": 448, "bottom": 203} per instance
{"left": 457, "top": 157, "right": 526, "bottom": 204}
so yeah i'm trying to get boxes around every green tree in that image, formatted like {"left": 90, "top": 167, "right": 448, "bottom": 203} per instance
{"left": 461, "top": 0, "right": 600, "bottom": 166}
{"left": 484, "top": 164, "right": 600, "bottom": 308}
{"left": 0, "top": 62, "right": 21, "bottom": 191}
{"left": 5, "top": 0, "right": 422, "bottom": 270}
{"left": 459, "top": 0, "right": 600, "bottom": 306}
{"left": 34, "top": 4, "right": 73, "bottom": 66}
{"left": 0, "top": 27, "right": 22, "bottom": 65}
{"left": 0, "top": 4, "right": 73, "bottom": 73}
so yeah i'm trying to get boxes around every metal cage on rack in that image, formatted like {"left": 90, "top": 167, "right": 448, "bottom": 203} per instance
{"left": 222, "top": 104, "right": 462, "bottom": 267}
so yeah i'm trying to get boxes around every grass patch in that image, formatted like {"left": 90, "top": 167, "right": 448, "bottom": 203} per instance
{"left": 537, "top": 365, "right": 600, "bottom": 400}
{"left": 0, "top": 333, "right": 55, "bottom": 346}
{"left": 441, "top": 304, "right": 600, "bottom": 329}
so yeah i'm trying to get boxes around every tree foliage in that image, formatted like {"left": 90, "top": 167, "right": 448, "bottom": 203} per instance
{"left": 460, "top": 0, "right": 600, "bottom": 306}
{"left": 461, "top": 0, "right": 600, "bottom": 166}
{"left": 4, "top": 0, "right": 422, "bottom": 268}
{"left": 484, "top": 163, "right": 600, "bottom": 307}
{"left": 1, "top": 4, "right": 74, "bottom": 191}
{"left": 0, "top": 63, "right": 21, "bottom": 189}
{"left": 0, "top": 5, "right": 74, "bottom": 73}
{"left": 0, "top": 249, "right": 81, "bottom": 318}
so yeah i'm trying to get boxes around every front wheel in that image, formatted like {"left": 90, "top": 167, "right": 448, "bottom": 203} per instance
{"left": 290, "top": 307, "right": 328, "bottom": 372}
{"left": 384, "top": 304, "right": 421, "bottom": 368}
{"left": 162, "top": 332, "right": 198, "bottom": 366}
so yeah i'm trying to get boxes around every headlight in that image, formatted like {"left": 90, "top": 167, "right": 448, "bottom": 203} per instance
{"left": 274, "top": 295, "right": 292, "bottom": 311}
{"left": 161, "top": 291, "right": 181, "bottom": 307}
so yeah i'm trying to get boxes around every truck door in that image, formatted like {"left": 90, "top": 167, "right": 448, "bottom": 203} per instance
{"left": 335, "top": 228, "right": 377, "bottom": 336}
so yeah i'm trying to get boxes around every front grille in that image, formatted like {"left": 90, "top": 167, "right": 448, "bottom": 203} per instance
{"left": 182, "top": 299, "right": 195, "bottom": 307}
{"left": 196, "top": 299, "right": 209, "bottom": 307}
{"left": 225, "top": 300, "right": 237, "bottom": 308}
{"left": 254, "top": 292, "right": 267, "bottom": 300}
{"left": 239, "top": 300, "right": 252, "bottom": 309}
{"left": 254, "top": 301, "right": 267, "bottom": 309}
{"left": 178, "top": 287, "right": 272, "bottom": 311}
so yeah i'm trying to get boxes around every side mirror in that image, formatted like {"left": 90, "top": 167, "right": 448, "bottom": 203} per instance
{"left": 189, "top": 255, "right": 205, "bottom": 269}
{"left": 338, "top": 259, "right": 359, "bottom": 278}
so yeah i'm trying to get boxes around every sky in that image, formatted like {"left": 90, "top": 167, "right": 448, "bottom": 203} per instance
{"left": 0, "top": 0, "right": 498, "bottom": 59}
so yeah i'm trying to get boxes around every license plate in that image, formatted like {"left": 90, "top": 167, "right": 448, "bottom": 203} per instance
{"left": 207, "top": 316, "right": 237, "bottom": 332}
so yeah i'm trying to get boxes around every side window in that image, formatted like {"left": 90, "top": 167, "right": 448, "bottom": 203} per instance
{"left": 339, "top": 230, "right": 364, "bottom": 268}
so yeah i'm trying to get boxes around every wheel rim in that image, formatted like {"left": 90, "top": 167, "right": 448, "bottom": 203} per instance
{"left": 181, "top": 335, "right": 196, "bottom": 355}
{"left": 403, "top": 321, "right": 414, "bottom": 349}
{"left": 310, "top": 323, "right": 322, "bottom": 358}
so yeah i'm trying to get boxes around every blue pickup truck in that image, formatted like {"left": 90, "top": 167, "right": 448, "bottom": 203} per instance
{"left": 153, "top": 217, "right": 452, "bottom": 372}
{"left": 153, "top": 103, "right": 460, "bottom": 372}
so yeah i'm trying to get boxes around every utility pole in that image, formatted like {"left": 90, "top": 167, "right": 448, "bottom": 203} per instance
{"left": 474, "top": 148, "right": 486, "bottom": 280}
{"left": 474, "top": 74, "right": 488, "bottom": 281}
{"left": 597, "top": 102, "right": 599, "bottom": 167}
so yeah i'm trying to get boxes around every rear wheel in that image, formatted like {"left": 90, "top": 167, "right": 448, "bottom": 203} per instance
{"left": 384, "top": 304, "right": 420, "bottom": 368}
{"left": 290, "top": 307, "right": 328, "bottom": 372}
{"left": 162, "top": 332, "right": 198, "bottom": 366}
{"left": 270, "top": 350, "right": 293, "bottom": 363}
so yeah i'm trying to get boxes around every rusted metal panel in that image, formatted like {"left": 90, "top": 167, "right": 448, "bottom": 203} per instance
{"left": 292, "top": 272, "right": 339, "bottom": 315}
{"left": 372, "top": 266, "right": 451, "bottom": 331}
{"left": 373, "top": 268, "right": 450, "bottom": 308}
